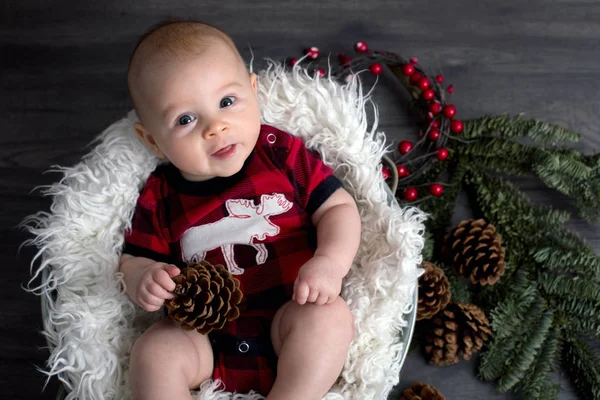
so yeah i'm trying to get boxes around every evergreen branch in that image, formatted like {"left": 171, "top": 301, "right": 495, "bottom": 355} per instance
{"left": 533, "top": 149, "right": 593, "bottom": 181}
{"left": 528, "top": 214, "right": 578, "bottom": 248}
{"left": 518, "top": 324, "right": 561, "bottom": 400}
{"left": 479, "top": 334, "right": 522, "bottom": 382}
{"left": 538, "top": 272, "right": 600, "bottom": 303}
{"left": 496, "top": 307, "right": 554, "bottom": 392}
{"left": 459, "top": 137, "right": 535, "bottom": 160}
{"left": 468, "top": 155, "right": 533, "bottom": 177}
{"left": 552, "top": 296, "right": 600, "bottom": 322}
{"left": 533, "top": 247, "right": 600, "bottom": 279}
{"left": 464, "top": 170, "right": 554, "bottom": 260}
{"left": 574, "top": 188, "right": 600, "bottom": 224}
{"left": 562, "top": 338, "right": 600, "bottom": 400}
{"left": 562, "top": 312, "right": 600, "bottom": 339}
{"left": 479, "top": 278, "right": 541, "bottom": 382}
{"left": 462, "top": 114, "right": 580, "bottom": 145}
{"left": 489, "top": 284, "right": 537, "bottom": 340}
{"left": 532, "top": 149, "right": 600, "bottom": 223}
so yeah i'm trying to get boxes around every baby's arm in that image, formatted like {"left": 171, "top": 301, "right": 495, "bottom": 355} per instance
{"left": 293, "top": 188, "right": 361, "bottom": 305}
{"left": 119, "top": 254, "right": 180, "bottom": 312}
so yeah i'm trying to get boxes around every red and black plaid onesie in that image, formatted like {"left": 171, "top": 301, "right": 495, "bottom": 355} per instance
{"left": 123, "top": 124, "right": 342, "bottom": 395}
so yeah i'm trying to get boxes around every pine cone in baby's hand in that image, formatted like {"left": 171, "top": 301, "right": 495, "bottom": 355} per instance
{"left": 165, "top": 261, "right": 243, "bottom": 335}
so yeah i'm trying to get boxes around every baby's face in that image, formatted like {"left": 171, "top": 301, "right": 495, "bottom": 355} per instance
{"left": 134, "top": 42, "right": 261, "bottom": 181}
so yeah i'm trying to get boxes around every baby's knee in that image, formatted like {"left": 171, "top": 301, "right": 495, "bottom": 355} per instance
{"left": 129, "top": 318, "right": 213, "bottom": 388}
{"left": 302, "top": 298, "right": 354, "bottom": 343}
{"left": 325, "top": 297, "right": 354, "bottom": 343}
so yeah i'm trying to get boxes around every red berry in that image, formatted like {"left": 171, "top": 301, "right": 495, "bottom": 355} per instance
{"left": 436, "top": 75, "right": 444, "bottom": 83}
{"left": 443, "top": 105, "right": 457, "bottom": 119}
{"left": 448, "top": 85, "right": 455, "bottom": 94}
{"left": 429, "top": 102, "right": 442, "bottom": 114}
{"left": 404, "top": 187, "right": 418, "bottom": 201}
{"left": 398, "top": 140, "right": 413, "bottom": 154}
{"left": 397, "top": 164, "right": 410, "bottom": 177}
{"left": 369, "top": 63, "right": 383, "bottom": 75}
{"left": 382, "top": 167, "right": 390, "bottom": 180}
{"left": 417, "top": 77, "right": 430, "bottom": 91}
{"left": 450, "top": 119, "right": 464, "bottom": 133}
{"left": 355, "top": 41, "right": 369, "bottom": 53}
{"left": 428, "top": 128, "right": 440, "bottom": 141}
{"left": 409, "top": 73, "right": 422, "bottom": 85}
{"left": 436, "top": 148, "right": 449, "bottom": 160}
{"left": 289, "top": 58, "right": 298, "bottom": 66}
{"left": 306, "top": 46, "right": 320, "bottom": 59}
{"left": 429, "top": 183, "right": 444, "bottom": 196}
{"left": 316, "top": 68, "right": 326, "bottom": 78}
{"left": 422, "top": 89, "right": 435, "bottom": 101}
{"left": 401, "top": 64, "right": 415, "bottom": 76}
{"left": 430, "top": 119, "right": 441, "bottom": 129}
{"left": 410, "top": 57, "right": 419, "bottom": 64}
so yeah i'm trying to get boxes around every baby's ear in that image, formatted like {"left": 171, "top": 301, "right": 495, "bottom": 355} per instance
{"left": 133, "top": 122, "right": 166, "bottom": 159}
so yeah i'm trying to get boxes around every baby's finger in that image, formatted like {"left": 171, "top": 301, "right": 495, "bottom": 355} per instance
{"left": 139, "top": 298, "right": 161, "bottom": 313}
{"left": 315, "top": 293, "right": 329, "bottom": 306}
{"left": 165, "top": 264, "right": 181, "bottom": 277}
{"left": 139, "top": 286, "right": 166, "bottom": 306}
{"left": 307, "top": 289, "right": 319, "bottom": 304}
{"left": 137, "top": 290, "right": 163, "bottom": 312}
{"left": 294, "top": 281, "right": 310, "bottom": 305}
{"left": 153, "top": 268, "right": 177, "bottom": 292}
{"left": 326, "top": 295, "right": 338, "bottom": 304}
{"left": 148, "top": 282, "right": 176, "bottom": 300}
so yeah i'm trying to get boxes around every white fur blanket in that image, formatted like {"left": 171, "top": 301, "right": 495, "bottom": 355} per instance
{"left": 23, "top": 63, "right": 426, "bottom": 400}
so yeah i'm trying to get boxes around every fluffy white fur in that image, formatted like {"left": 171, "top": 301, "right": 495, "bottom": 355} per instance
{"left": 23, "top": 62, "right": 426, "bottom": 400}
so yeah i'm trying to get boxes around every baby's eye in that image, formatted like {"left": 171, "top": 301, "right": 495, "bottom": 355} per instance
{"left": 178, "top": 114, "right": 196, "bottom": 126}
{"left": 219, "top": 96, "right": 235, "bottom": 108}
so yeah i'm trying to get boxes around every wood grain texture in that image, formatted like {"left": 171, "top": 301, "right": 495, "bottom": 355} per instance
{"left": 2, "top": 0, "right": 598, "bottom": 398}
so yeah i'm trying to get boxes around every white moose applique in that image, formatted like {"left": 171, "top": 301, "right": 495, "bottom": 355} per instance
{"left": 180, "top": 193, "right": 293, "bottom": 275}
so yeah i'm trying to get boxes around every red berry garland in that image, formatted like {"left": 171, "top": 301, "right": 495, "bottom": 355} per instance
{"left": 286, "top": 41, "right": 460, "bottom": 204}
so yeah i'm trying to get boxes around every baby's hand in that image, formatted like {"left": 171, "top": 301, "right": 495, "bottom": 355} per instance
{"left": 293, "top": 254, "right": 344, "bottom": 305}
{"left": 133, "top": 262, "right": 180, "bottom": 312}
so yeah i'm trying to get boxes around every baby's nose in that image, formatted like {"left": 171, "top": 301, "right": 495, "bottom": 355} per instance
{"left": 202, "top": 120, "right": 228, "bottom": 139}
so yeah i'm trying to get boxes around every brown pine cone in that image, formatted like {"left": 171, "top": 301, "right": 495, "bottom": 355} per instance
{"left": 423, "top": 301, "right": 492, "bottom": 366}
{"left": 399, "top": 381, "right": 446, "bottom": 400}
{"left": 442, "top": 219, "right": 506, "bottom": 286}
{"left": 165, "top": 261, "right": 243, "bottom": 335}
{"left": 417, "top": 262, "right": 451, "bottom": 321}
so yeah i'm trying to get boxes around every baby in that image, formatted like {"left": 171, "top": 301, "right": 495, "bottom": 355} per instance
{"left": 120, "top": 20, "right": 360, "bottom": 400}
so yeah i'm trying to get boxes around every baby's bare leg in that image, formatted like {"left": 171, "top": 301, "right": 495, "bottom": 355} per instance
{"left": 129, "top": 317, "right": 214, "bottom": 400}
{"left": 268, "top": 297, "right": 354, "bottom": 400}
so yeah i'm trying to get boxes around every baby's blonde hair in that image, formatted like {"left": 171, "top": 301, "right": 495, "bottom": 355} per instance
{"left": 127, "top": 19, "right": 244, "bottom": 114}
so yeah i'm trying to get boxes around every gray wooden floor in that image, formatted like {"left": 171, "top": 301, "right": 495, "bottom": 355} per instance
{"left": 2, "top": 0, "right": 599, "bottom": 398}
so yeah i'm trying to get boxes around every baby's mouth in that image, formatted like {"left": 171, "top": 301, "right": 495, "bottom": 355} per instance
{"left": 212, "top": 144, "right": 237, "bottom": 159}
